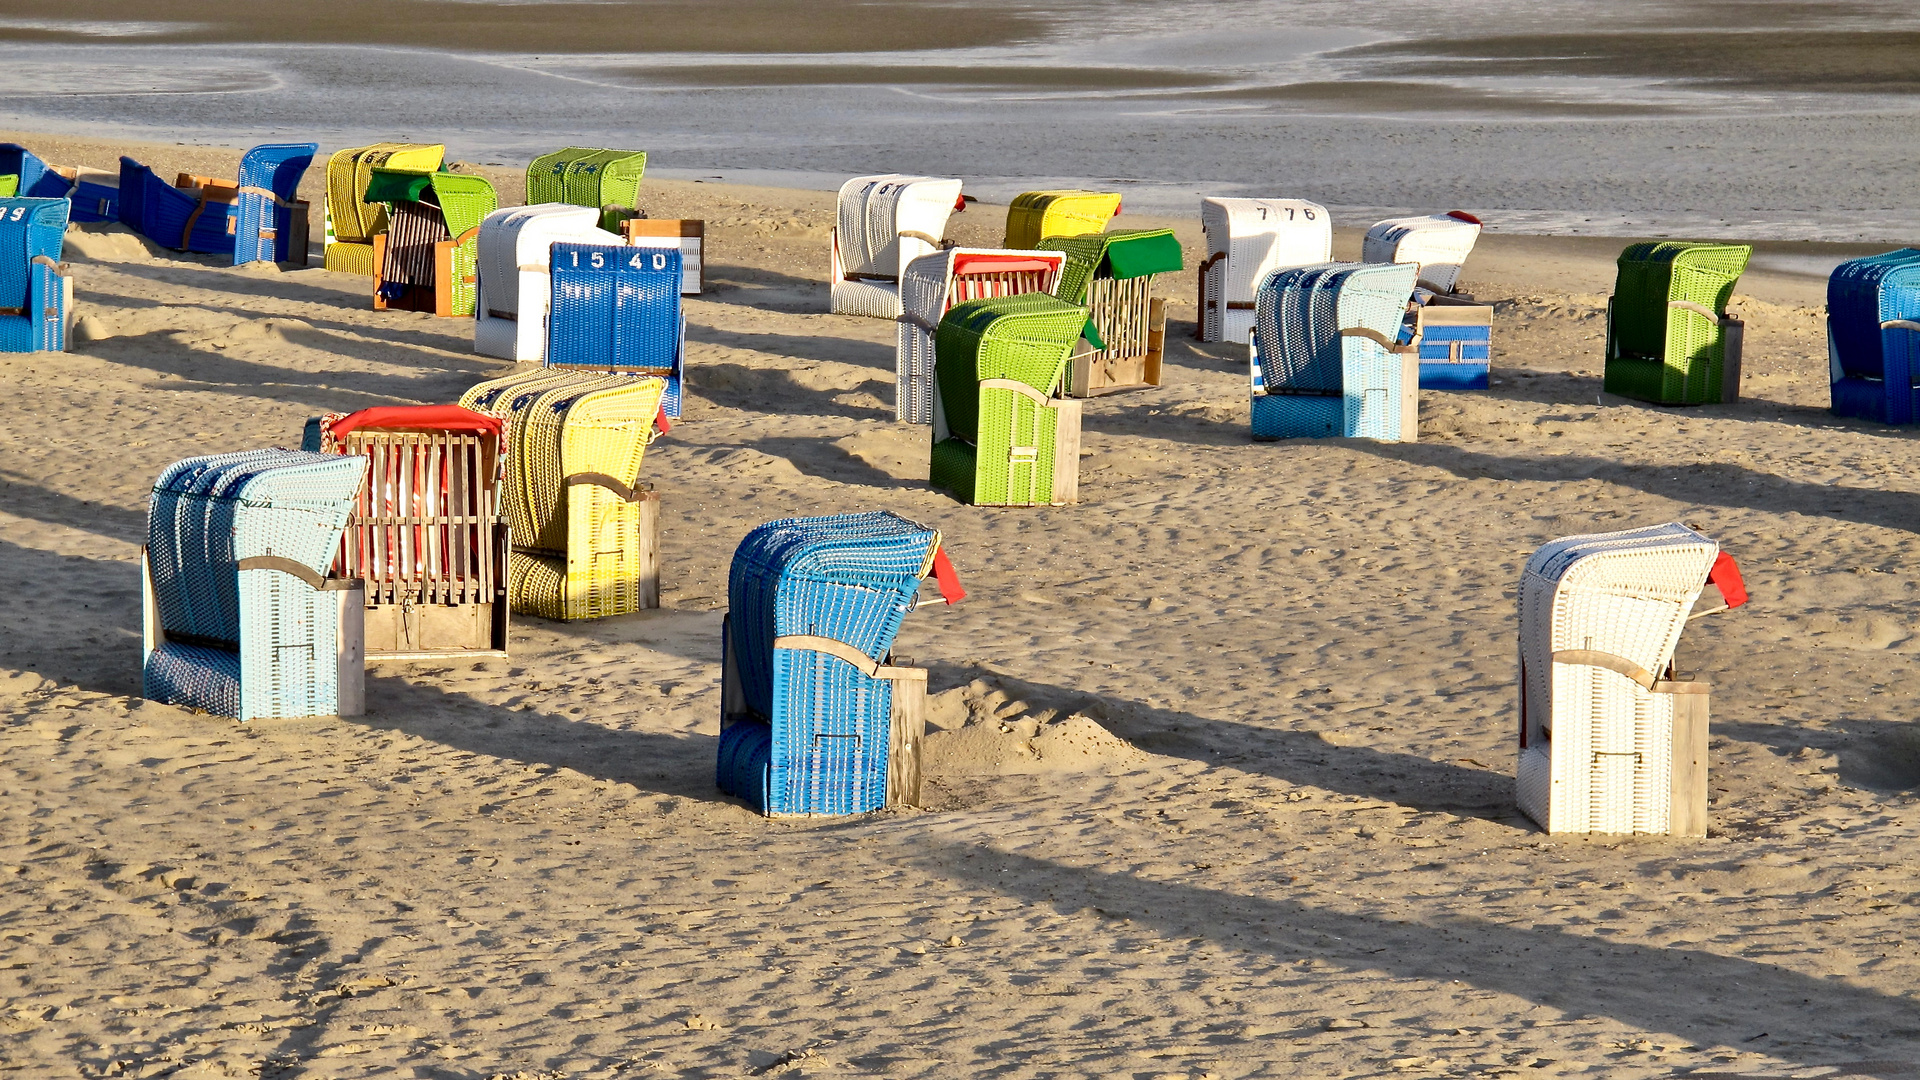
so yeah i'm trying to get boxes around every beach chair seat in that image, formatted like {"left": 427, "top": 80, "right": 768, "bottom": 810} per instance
{"left": 460, "top": 369, "right": 670, "bottom": 620}
{"left": 895, "top": 247, "right": 1067, "bottom": 424}
{"left": 1603, "top": 242, "right": 1751, "bottom": 405}
{"left": 473, "top": 204, "right": 616, "bottom": 361}
{"left": 830, "top": 174, "right": 964, "bottom": 318}
{"left": 367, "top": 168, "right": 497, "bottom": 317}
{"left": 1250, "top": 261, "right": 1420, "bottom": 441}
{"left": 1003, "top": 189, "right": 1121, "bottom": 250}
{"left": 117, "top": 143, "right": 316, "bottom": 265}
{"left": 1827, "top": 248, "right": 1920, "bottom": 424}
{"left": 929, "top": 293, "right": 1089, "bottom": 506}
{"left": 1044, "top": 228, "right": 1184, "bottom": 397}
{"left": 302, "top": 406, "right": 509, "bottom": 658}
{"left": 0, "top": 197, "right": 73, "bottom": 354}
{"left": 620, "top": 218, "right": 706, "bottom": 296}
{"left": 527, "top": 147, "right": 646, "bottom": 230}
{"left": 1198, "top": 197, "right": 1331, "bottom": 344}
{"left": 142, "top": 449, "right": 368, "bottom": 722}
{"left": 718, "top": 511, "right": 963, "bottom": 815}
{"left": 1517, "top": 523, "right": 1747, "bottom": 836}
{"left": 543, "top": 240, "right": 687, "bottom": 418}
{"left": 321, "top": 142, "right": 445, "bottom": 276}
{"left": 1408, "top": 291, "right": 1494, "bottom": 390}
{"left": 1363, "top": 211, "right": 1482, "bottom": 294}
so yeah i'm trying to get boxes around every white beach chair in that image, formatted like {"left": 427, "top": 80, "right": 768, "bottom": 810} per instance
{"left": 474, "top": 204, "right": 617, "bottom": 362}
{"left": 895, "top": 247, "right": 1067, "bottom": 424}
{"left": 829, "top": 174, "right": 964, "bottom": 319}
{"left": 1363, "top": 211, "right": 1482, "bottom": 295}
{"left": 1516, "top": 522, "right": 1743, "bottom": 837}
{"left": 1198, "top": 198, "right": 1331, "bottom": 343}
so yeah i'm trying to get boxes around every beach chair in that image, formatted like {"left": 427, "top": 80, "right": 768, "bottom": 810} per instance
{"left": 321, "top": 142, "right": 445, "bottom": 276}
{"left": 1198, "top": 197, "right": 1332, "bottom": 344}
{"left": 367, "top": 168, "right": 497, "bottom": 318}
{"left": 1363, "top": 211, "right": 1481, "bottom": 295}
{"left": 117, "top": 143, "right": 316, "bottom": 265}
{"left": 930, "top": 293, "right": 1090, "bottom": 506}
{"left": 1517, "top": 522, "right": 1747, "bottom": 836}
{"left": 141, "top": 449, "right": 368, "bottom": 722}
{"left": 527, "top": 147, "right": 646, "bottom": 230}
{"left": 1603, "top": 242, "right": 1751, "bottom": 405}
{"left": 473, "top": 204, "right": 616, "bottom": 362}
{"left": 620, "top": 218, "right": 706, "bottom": 296}
{"left": 301, "top": 406, "right": 509, "bottom": 658}
{"left": 1406, "top": 292, "right": 1494, "bottom": 390}
{"left": 895, "top": 247, "right": 1068, "bottom": 424}
{"left": 829, "top": 174, "right": 964, "bottom": 318}
{"left": 543, "top": 240, "right": 686, "bottom": 418}
{"left": 717, "top": 511, "right": 965, "bottom": 815}
{"left": 459, "top": 369, "right": 670, "bottom": 621}
{"left": 1003, "top": 190, "right": 1122, "bottom": 250}
{"left": 1045, "top": 228, "right": 1184, "bottom": 397}
{"left": 0, "top": 197, "right": 73, "bottom": 354}
{"left": 0, "top": 144, "right": 118, "bottom": 221}
{"left": 1250, "top": 262, "right": 1421, "bottom": 441}
{"left": 1827, "top": 249, "right": 1920, "bottom": 424}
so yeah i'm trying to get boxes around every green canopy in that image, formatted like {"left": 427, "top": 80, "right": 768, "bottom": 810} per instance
{"left": 1044, "top": 228, "right": 1185, "bottom": 304}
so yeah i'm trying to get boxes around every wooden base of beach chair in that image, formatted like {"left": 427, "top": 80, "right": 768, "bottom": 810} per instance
{"left": 1667, "top": 683, "right": 1710, "bottom": 838}
{"left": 370, "top": 232, "right": 471, "bottom": 317}
{"left": 1066, "top": 294, "right": 1166, "bottom": 399}
{"left": 363, "top": 601, "right": 506, "bottom": 659}
{"left": 1720, "top": 317, "right": 1745, "bottom": 403}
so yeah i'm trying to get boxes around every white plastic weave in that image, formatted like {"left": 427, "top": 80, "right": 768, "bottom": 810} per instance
{"left": 830, "top": 174, "right": 963, "bottom": 317}
{"left": 894, "top": 247, "right": 1066, "bottom": 423}
{"left": 474, "top": 204, "right": 614, "bottom": 361}
{"left": 1199, "top": 198, "right": 1331, "bottom": 343}
{"left": 1363, "top": 212, "right": 1482, "bottom": 294}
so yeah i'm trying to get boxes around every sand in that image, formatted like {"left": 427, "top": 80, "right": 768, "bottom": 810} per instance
{"left": 3, "top": 130, "right": 1920, "bottom": 1079}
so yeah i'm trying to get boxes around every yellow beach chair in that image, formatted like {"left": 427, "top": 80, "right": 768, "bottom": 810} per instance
{"left": 322, "top": 142, "right": 445, "bottom": 276}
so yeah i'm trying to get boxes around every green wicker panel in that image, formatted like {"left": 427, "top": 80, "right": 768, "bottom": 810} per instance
{"left": 1044, "top": 228, "right": 1183, "bottom": 305}
{"left": 528, "top": 147, "right": 645, "bottom": 209}
{"left": 1604, "top": 242, "right": 1750, "bottom": 405}
{"left": 929, "top": 439, "right": 977, "bottom": 504}
{"left": 972, "top": 385, "right": 1058, "bottom": 506}
{"left": 933, "top": 293, "right": 1087, "bottom": 443}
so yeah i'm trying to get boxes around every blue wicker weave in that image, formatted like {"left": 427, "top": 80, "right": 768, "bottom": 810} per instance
{"left": 1251, "top": 261, "right": 1418, "bottom": 440}
{"left": 0, "top": 144, "right": 68, "bottom": 200}
{"left": 545, "top": 241, "right": 685, "bottom": 417}
{"left": 144, "top": 449, "right": 366, "bottom": 721}
{"left": 1828, "top": 248, "right": 1920, "bottom": 424}
{"left": 117, "top": 143, "right": 315, "bottom": 265}
{"left": 718, "top": 512, "right": 941, "bottom": 816}
{"left": 0, "top": 197, "right": 67, "bottom": 353}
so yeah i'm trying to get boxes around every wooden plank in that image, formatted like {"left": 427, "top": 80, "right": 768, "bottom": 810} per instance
{"left": 635, "top": 490, "right": 662, "bottom": 610}
{"left": 336, "top": 584, "right": 365, "bottom": 718}
{"left": 1144, "top": 297, "right": 1166, "bottom": 388}
{"left": 140, "top": 547, "right": 165, "bottom": 659}
{"left": 1050, "top": 397, "right": 1083, "bottom": 506}
{"left": 883, "top": 666, "right": 929, "bottom": 808}
{"left": 1668, "top": 690, "right": 1710, "bottom": 837}
{"left": 1399, "top": 354, "right": 1421, "bottom": 443}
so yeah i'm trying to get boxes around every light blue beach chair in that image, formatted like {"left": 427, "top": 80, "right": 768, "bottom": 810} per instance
{"left": 1828, "top": 249, "right": 1920, "bottom": 425}
{"left": 1250, "top": 261, "right": 1421, "bottom": 441}
{"left": 717, "top": 512, "right": 960, "bottom": 816}
{"left": 142, "top": 449, "right": 369, "bottom": 722}
{"left": 0, "top": 197, "right": 71, "bottom": 353}
{"left": 545, "top": 241, "right": 685, "bottom": 417}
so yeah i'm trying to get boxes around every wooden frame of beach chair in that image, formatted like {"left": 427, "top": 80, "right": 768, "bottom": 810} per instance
{"left": 1046, "top": 229, "right": 1185, "bottom": 398}
{"left": 1249, "top": 262, "right": 1422, "bottom": 442}
{"left": 1517, "top": 523, "right": 1745, "bottom": 836}
{"left": 474, "top": 204, "right": 615, "bottom": 362}
{"left": 620, "top": 218, "right": 707, "bottom": 296}
{"left": 0, "top": 197, "right": 74, "bottom": 354}
{"left": 1198, "top": 197, "right": 1332, "bottom": 343}
{"left": 1363, "top": 211, "right": 1482, "bottom": 295}
{"left": 1827, "top": 248, "right": 1920, "bottom": 424}
{"left": 322, "top": 142, "right": 445, "bottom": 276}
{"left": 368, "top": 169, "right": 497, "bottom": 318}
{"left": 830, "top": 174, "right": 965, "bottom": 319}
{"left": 1412, "top": 294, "right": 1494, "bottom": 391}
{"left": 895, "top": 247, "right": 1068, "bottom": 424}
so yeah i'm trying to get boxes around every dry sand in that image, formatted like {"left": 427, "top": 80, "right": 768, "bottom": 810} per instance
{"left": 3, "top": 131, "right": 1920, "bottom": 1079}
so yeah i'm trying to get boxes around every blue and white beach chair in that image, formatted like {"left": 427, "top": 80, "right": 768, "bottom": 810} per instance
{"left": 1249, "top": 261, "right": 1421, "bottom": 441}
{"left": 0, "top": 197, "right": 71, "bottom": 353}
{"left": 545, "top": 241, "right": 685, "bottom": 417}
{"left": 1828, "top": 249, "right": 1920, "bottom": 424}
{"left": 142, "top": 449, "right": 369, "bottom": 721}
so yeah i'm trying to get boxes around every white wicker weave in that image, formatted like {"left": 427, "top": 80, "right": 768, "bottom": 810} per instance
{"left": 474, "top": 204, "right": 614, "bottom": 361}
{"left": 829, "top": 174, "right": 963, "bottom": 318}
{"left": 1199, "top": 198, "right": 1331, "bottom": 343}
{"left": 1516, "top": 522, "right": 1717, "bottom": 835}
{"left": 894, "top": 247, "right": 1066, "bottom": 423}
{"left": 1362, "top": 211, "right": 1482, "bottom": 294}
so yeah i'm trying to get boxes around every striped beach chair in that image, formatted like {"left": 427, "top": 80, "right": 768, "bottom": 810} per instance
{"left": 367, "top": 168, "right": 497, "bottom": 317}
{"left": 0, "top": 144, "right": 120, "bottom": 222}
{"left": 142, "top": 449, "right": 369, "bottom": 722}
{"left": 321, "top": 142, "right": 445, "bottom": 276}
{"left": 895, "top": 247, "right": 1067, "bottom": 424}
{"left": 117, "top": 143, "right": 316, "bottom": 265}
{"left": 302, "top": 406, "right": 509, "bottom": 658}
{"left": 1045, "top": 228, "right": 1184, "bottom": 397}
{"left": 460, "top": 369, "right": 671, "bottom": 621}
{"left": 1003, "top": 190, "right": 1121, "bottom": 250}
{"left": 717, "top": 511, "right": 964, "bottom": 816}
{"left": 1517, "top": 523, "right": 1747, "bottom": 836}
{"left": 1199, "top": 198, "right": 1331, "bottom": 344}
{"left": 930, "top": 293, "right": 1090, "bottom": 506}
{"left": 1827, "top": 249, "right": 1920, "bottom": 424}
{"left": 527, "top": 147, "right": 646, "bottom": 230}
{"left": 473, "top": 204, "right": 616, "bottom": 362}
{"left": 1363, "top": 211, "right": 1482, "bottom": 295}
{"left": 1250, "top": 262, "right": 1421, "bottom": 441}
{"left": 544, "top": 241, "right": 685, "bottom": 418}
{"left": 830, "top": 174, "right": 964, "bottom": 319}
{"left": 0, "top": 197, "right": 72, "bottom": 354}
{"left": 1603, "top": 242, "right": 1751, "bottom": 405}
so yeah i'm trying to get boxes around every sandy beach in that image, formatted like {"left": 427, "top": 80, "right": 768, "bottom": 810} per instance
{"left": 3, "top": 129, "right": 1920, "bottom": 1079}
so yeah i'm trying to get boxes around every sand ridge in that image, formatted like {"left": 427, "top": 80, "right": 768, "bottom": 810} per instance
{"left": 1, "top": 134, "right": 1918, "bottom": 1078}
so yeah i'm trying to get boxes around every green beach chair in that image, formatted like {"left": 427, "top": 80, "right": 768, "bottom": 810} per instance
{"left": 1603, "top": 242, "right": 1751, "bottom": 405}
{"left": 930, "top": 293, "right": 1091, "bottom": 506}
{"left": 527, "top": 147, "right": 646, "bottom": 230}
{"left": 365, "top": 168, "right": 497, "bottom": 317}
{"left": 1044, "top": 228, "right": 1184, "bottom": 396}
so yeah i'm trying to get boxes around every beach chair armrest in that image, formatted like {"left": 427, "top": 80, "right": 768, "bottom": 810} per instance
{"left": 1550, "top": 648, "right": 1655, "bottom": 691}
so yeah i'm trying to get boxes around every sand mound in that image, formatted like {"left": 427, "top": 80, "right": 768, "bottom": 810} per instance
{"left": 833, "top": 425, "right": 929, "bottom": 481}
{"left": 922, "top": 676, "right": 1145, "bottom": 775}
{"left": 691, "top": 446, "right": 805, "bottom": 482}
{"left": 62, "top": 223, "right": 156, "bottom": 263}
